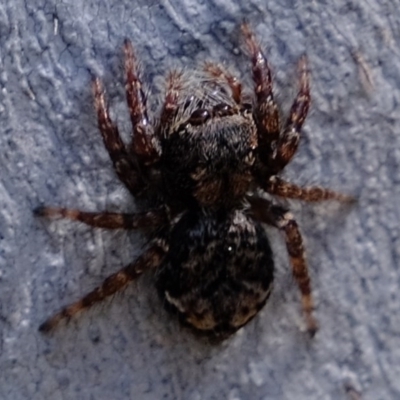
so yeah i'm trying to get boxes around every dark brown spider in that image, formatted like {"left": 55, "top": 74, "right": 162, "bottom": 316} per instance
{"left": 35, "top": 24, "right": 353, "bottom": 340}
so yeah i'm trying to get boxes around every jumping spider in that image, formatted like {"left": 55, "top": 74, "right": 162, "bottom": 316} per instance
{"left": 36, "top": 24, "right": 352, "bottom": 340}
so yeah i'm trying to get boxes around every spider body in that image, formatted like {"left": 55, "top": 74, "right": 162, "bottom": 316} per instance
{"left": 156, "top": 208, "right": 273, "bottom": 340}
{"left": 36, "top": 24, "right": 353, "bottom": 339}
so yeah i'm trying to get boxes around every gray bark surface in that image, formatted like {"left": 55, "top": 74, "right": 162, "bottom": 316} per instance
{"left": 0, "top": 1, "right": 399, "bottom": 399}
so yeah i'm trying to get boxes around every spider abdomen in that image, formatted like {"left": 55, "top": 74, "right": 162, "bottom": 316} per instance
{"left": 156, "top": 208, "right": 274, "bottom": 340}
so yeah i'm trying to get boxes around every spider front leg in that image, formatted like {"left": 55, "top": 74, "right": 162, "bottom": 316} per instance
{"left": 93, "top": 78, "right": 145, "bottom": 195}
{"left": 156, "top": 70, "right": 184, "bottom": 137}
{"left": 124, "top": 40, "right": 161, "bottom": 165}
{"left": 272, "top": 56, "right": 310, "bottom": 173}
{"left": 248, "top": 196, "right": 318, "bottom": 336}
{"left": 241, "top": 23, "right": 280, "bottom": 153}
{"left": 34, "top": 206, "right": 167, "bottom": 230}
{"left": 203, "top": 62, "right": 242, "bottom": 104}
{"left": 39, "top": 241, "right": 167, "bottom": 332}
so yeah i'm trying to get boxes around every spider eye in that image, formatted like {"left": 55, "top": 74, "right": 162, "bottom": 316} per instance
{"left": 213, "top": 103, "right": 232, "bottom": 117}
{"left": 241, "top": 103, "right": 252, "bottom": 113}
{"left": 188, "top": 109, "right": 211, "bottom": 126}
{"left": 183, "top": 96, "right": 196, "bottom": 110}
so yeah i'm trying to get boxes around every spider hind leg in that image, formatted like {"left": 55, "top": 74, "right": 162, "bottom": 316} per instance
{"left": 39, "top": 242, "right": 167, "bottom": 333}
{"left": 249, "top": 196, "right": 318, "bottom": 336}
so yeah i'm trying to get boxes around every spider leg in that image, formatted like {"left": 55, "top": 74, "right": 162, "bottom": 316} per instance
{"left": 124, "top": 40, "right": 161, "bottom": 165}
{"left": 272, "top": 56, "right": 310, "bottom": 173}
{"left": 39, "top": 242, "right": 167, "bottom": 333}
{"left": 241, "top": 23, "right": 280, "bottom": 152}
{"left": 203, "top": 62, "right": 242, "bottom": 104}
{"left": 265, "top": 176, "right": 355, "bottom": 203}
{"left": 34, "top": 206, "right": 167, "bottom": 229}
{"left": 92, "top": 78, "right": 145, "bottom": 195}
{"left": 248, "top": 196, "right": 318, "bottom": 336}
{"left": 156, "top": 70, "right": 184, "bottom": 137}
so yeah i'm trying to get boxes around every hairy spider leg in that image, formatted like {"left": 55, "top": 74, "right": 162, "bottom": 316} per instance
{"left": 265, "top": 176, "right": 355, "bottom": 203}
{"left": 203, "top": 62, "right": 242, "bottom": 104}
{"left": 124, "top": 40, "right": 161, "bottom": 165}
{"left": 93, "top": 78, "right": 145, "bottom": 195}
{"left": 272, "top": 56, "right": 310, "bottom": 173}
{"left": 34, "top": 206, "right": 167, "bottom": 230}
{"left": 156, "top": 69, "right": 184, "bottom": 137}
{"left": 249, "top": 196, "right": 318, "bottom": 336}
{"left": 241, "top": 23, "right": 280, "bottom": 153}
{"left": 39, "top": 242, "right": 167, "bottom": 333}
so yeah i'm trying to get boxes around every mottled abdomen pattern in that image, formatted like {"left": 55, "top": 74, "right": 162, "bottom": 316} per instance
{"left": 156, "top": 208, "right": 274, "bottom": 340}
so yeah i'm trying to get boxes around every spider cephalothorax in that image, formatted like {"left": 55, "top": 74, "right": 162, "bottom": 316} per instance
{"left": 36, "top": 23, "right": 352, "bottom": 340}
